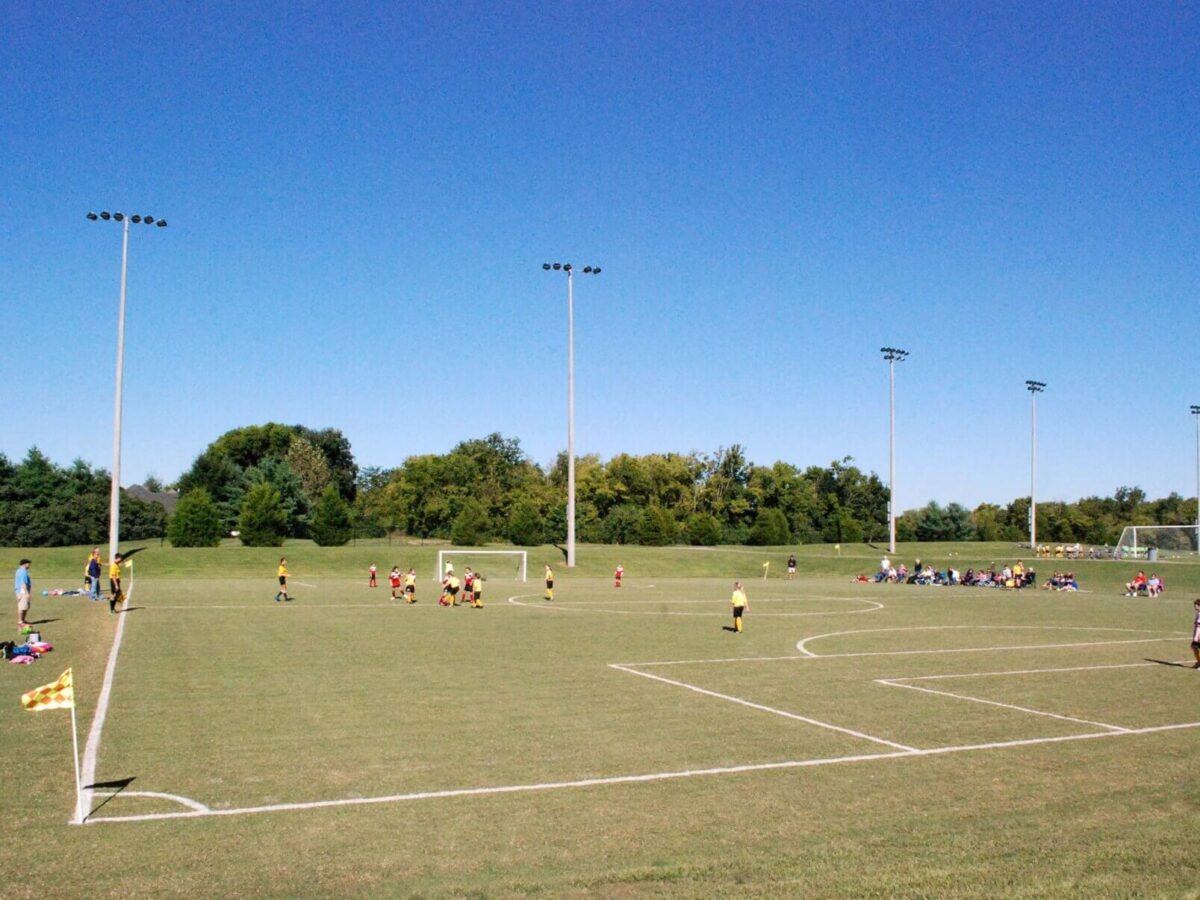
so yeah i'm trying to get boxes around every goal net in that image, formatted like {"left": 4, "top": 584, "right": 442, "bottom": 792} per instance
{"left": 1114, "top": 525, "right": 1199, "bottom": 560}
{"left": 436, "top": 549, "right": 527, "bottom": 582}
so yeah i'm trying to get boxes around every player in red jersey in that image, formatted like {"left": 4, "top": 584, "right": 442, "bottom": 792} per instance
{"left": 614, "top": 564, "right": 623, "bottom": 588}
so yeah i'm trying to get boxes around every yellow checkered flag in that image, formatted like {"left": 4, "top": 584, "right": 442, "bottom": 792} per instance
{"left": 21, "top": 668, "right": 75, "bottom": 712}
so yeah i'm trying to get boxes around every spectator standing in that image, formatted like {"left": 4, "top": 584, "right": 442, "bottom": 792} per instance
{"left": 14, "top": 558, "right": 32, "bottom": 630}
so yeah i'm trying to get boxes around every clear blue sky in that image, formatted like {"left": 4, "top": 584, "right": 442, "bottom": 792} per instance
{"left": 1, "top": 1, "right": 1197, "bottom": 512}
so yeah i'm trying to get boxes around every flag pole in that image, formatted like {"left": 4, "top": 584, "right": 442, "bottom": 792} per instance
{"left": 71, "top": 697, "right": 84, "bottom": 824}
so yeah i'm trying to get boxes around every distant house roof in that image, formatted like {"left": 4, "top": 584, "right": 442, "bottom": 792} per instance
{"left": 126, "top": 484, "right": 180, "bottom": 515}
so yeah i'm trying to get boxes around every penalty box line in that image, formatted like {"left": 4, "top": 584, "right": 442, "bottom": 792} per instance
{"left": 84, "top": 720, "right": 1200, "bottom": 825}
{"left": 608, "top": 664, "right": 917, "bottom": 752}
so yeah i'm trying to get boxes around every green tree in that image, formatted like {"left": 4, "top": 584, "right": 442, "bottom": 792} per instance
{"left": 507, "top": 500, "right": 544, "bottom": 546}
{"left": 167, "top": 489, "right": 224, "bottom": 547}
{"left": 451, "top": 497, "right": 491, "bottom": 546}
{"left": 638, "top": 506, "right": 676, "bottom": 546}
{"left": 685, "top": 511, "right": 723, "bottom": 546}
{"left": 604, "top": 504, "right": 643, "bottom": 545}
{"left": 309, "top": 485, "right": 353, "bottom": 546}
{"left": 747, "top": 507, "right": 791, "bottom": 545}
{"left": 238, "top": 483, "right": 288, "bottom": 547}
{"left": 285, "top": 436, "right": 332, "bottom": 500}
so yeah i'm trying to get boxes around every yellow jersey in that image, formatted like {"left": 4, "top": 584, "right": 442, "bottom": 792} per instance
{"left": 731, "top": 589, "right": 747, "bottom": 608}
{"left": 110, "top": 562, "right": 122, "bottom": 580}
{"left": 278, "top": 564, "right": 288, "bottom": 578}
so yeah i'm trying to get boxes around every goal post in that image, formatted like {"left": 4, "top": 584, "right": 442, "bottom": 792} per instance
{"left": 436, "top": 549, "right": 527, "bottom": 582}
{"left": 1114, "top": 525, "right": 1199, "bottom": 560}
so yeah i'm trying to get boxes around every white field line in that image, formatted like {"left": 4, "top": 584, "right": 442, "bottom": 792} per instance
{"left": 886, "top": 661, "right": 1172, "bottom": 681}
{"left": 78, "top": 595, "right": 133, "bottom": 824}
{"left": 796, "top": 624, "right": 1181, "bottom": 658}
{"left": 100, "top": 790, "right": 211, "bottom": 812}
{"left": 877, "top": 679, "right": 1131, "bottom": 732}
{"left": 290, "top": 581, "right": 318, "bottom": 588}
{"left": 608, "top": 664, "right": 916, "bottom": 751}
{"left": 83, "top": 720, "right": 1200, "bottom": 825}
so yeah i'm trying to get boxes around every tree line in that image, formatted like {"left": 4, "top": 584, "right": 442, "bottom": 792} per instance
{"left": 4, "top": 425, "right": 1196, "bottom": 548}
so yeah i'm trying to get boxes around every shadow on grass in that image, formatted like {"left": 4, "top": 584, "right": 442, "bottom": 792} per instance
{"left": 26, "top": 618, "right": 59, "bottom": 626}
{"left": 85, "top": 777, "right": 136, "bottom": 816}
{"left": 1144, "top": 658, "right": 1193, "bottom": 668}
{"left": 721, "top": 626, "right": 739, "bottom": 633}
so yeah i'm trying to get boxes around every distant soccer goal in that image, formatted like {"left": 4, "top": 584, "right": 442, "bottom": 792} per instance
{"left": 1114, "top": 525, "right": 1199, "bottom": 560}
{"left": 435, "top": 549, "right": 527, "bottom": 582}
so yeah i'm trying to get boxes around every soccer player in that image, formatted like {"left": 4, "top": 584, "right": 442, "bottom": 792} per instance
{"left": 108, "top": 554, "right": 125, "bottom": 614}
{"left": 441, "top": 573, "right": 461, "bottom": 606}
{"left": 544, "top": 564, "right": 554, "bottom": 601}
{"left": 404, "top": 567, "right": 417, "bottom": 603}
{"left": 614, "top": 564, "right": 623, "bottom": 588}
{"left": 730, "top": 581, "right": 748, "bottom": 633}
{"left": 368, "top": 563, "right": 378, "bottom": 588}
{"left": 389, "top": 566, "right": 402, "bottom": 600}
{"left": 1191, "top": 598, "right": 1200, "bottom": 669}
{"left": 787, "top": 554, "right": 797, "bottom": 579}
{"left": 471, "top": 573, "right": 484, "bottom": 608}
{"left": 463, "top": 568, "right": 475, "bottom": 603}
{"left": 275, "top": 557, "right": 290, "bottom": 602}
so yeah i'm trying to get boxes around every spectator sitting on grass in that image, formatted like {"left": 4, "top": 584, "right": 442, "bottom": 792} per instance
{"left": 1147, "top": 574, "right": 1163, "bottom": 597}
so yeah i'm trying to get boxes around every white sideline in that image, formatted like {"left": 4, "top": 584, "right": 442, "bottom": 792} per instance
{"left": 796, "top": 624, "right": 1181, "bottom": 658}
{"left": 608, "top": 664, "right": 916, "bottom": 751}
{"left": 83, "top": 720, "right": 1200, "bottom": 825}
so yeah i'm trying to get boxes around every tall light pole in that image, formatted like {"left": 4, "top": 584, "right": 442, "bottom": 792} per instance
{"left": 1025, "top": 380, "right": 1046, "bottom": 550}
{"left": 87, "top": 211, "right": 168, "bottom": 562}
{"left": 543, "top": 262, "right": 600, "bottom": 568}
{"left": 881, "top": 348, "right": 908, "bottom": 554}
{"left": 1191, "top": 405, "right": 1200, "bottom": 552}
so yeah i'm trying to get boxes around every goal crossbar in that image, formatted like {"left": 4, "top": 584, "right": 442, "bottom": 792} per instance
{"left": 436, "top": 550, "right": 527, "bottom": 582}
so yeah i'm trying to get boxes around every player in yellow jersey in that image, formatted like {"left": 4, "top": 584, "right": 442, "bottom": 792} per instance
{"left": 108, "top": 554, "right": 125, "bottom": 614}
{"left": 274, "top": 557, "right": 290, "bottom": 602}
{"left": 470, "top": 573, "right": 484, "bottom": 608}
{"left": 544, "top": 564, "right": 554, "bottom": 601}
{"left": 730, "top": 581, "right": 747, "bottom": 633}
{"left": 440, "top": 574, "right": 461, "bottom": 606}
{"left": 404, "top": 568, "right": 417, "bottom": 603}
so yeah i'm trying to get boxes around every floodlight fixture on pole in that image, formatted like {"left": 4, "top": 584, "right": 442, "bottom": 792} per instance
{"left": 1025, "top": 380, "right": 1046, "bottom": 551}
{"left": 87, "top": 210, "right": 169, "bottom": 563}
{"left": 542, "top": 262, "right": 601, "bottom": 568}
{"left": 881, "top": 347, "right": 908, "bottom": 554}
{"left": 1192, "top": 405, "right": 1200, "bottom": 550}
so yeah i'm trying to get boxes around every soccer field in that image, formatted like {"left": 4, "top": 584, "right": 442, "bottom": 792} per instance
{"left": 5, "top": 546, "right": 1200, "bottom": 896}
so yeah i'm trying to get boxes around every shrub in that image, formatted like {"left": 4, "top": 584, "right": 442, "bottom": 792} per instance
{"left": 167, "top": 488, "right": 223, "bottom": 548}
{"left": 309, "top": 485, "right": 352, "bottom": 547}
{"left": 238, "top": 483, "right": 288, "bottom": 547}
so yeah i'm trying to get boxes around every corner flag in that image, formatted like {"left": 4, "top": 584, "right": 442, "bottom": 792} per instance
{"left": 21, "top": 668, "right": 75, "bottom": 712}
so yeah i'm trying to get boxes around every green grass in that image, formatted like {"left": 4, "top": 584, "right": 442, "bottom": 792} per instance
{"left": 3, "top": 542, "right": 1199, "bottom": 897}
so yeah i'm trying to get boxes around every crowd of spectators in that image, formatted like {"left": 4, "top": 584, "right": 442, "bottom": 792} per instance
{"left": 868, "top": 556, "right": 1080, "bottom": 591}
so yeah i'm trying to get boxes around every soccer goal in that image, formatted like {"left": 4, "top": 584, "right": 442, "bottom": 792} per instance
{"left": 1114, "top": 525, "right": 1199, "bottom": 560}
{"left": 435, "top": 549, "right": 527, "bottom": 582}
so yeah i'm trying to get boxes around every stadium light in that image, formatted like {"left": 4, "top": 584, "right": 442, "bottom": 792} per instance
{"left": 543, "top": 262, "right": 601, "bottom": 568}
{"left": 1025, "top": 381, "right": 1047, "bottom": 551}
{"left": 880, "top": 348, "right": 908, "bottom": 554}
{"left": 87, "top": 210, "right": 169, "bottom": 563}
{"left": 1191, "top": 405, "right": 1200, "bottom": 550}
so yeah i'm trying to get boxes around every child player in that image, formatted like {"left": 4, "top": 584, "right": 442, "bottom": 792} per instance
{"left": 1191, "top": 598, "right": 1200, "bottom": 669}
{"left": 463, "top": 568, "right": 475, "bottom": 604}
{"left": 470, "top": 572, "right": 484, "bottom": 608}
{"left": 614, "top": 564, "right": 623, "bottom": 588}
{"left": 730, "top": 581, "right": 748, "bottom": 633}
{"left": 108, "top": 554, "right": 125, "bottom": 614}
{"left": 544, "top": 564, "right": 554, "bottom": 601}
{"left": 368, "top": 563, "right": 378, "bottom": 588}
{"left": 404, "top": 567, "right": 417, "bottom": 603}
{"left": 389, "top": 566, "right": 402, "bottom": 600}
{"left": 275, "top": 557, "right": 290, "bottom": 602}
